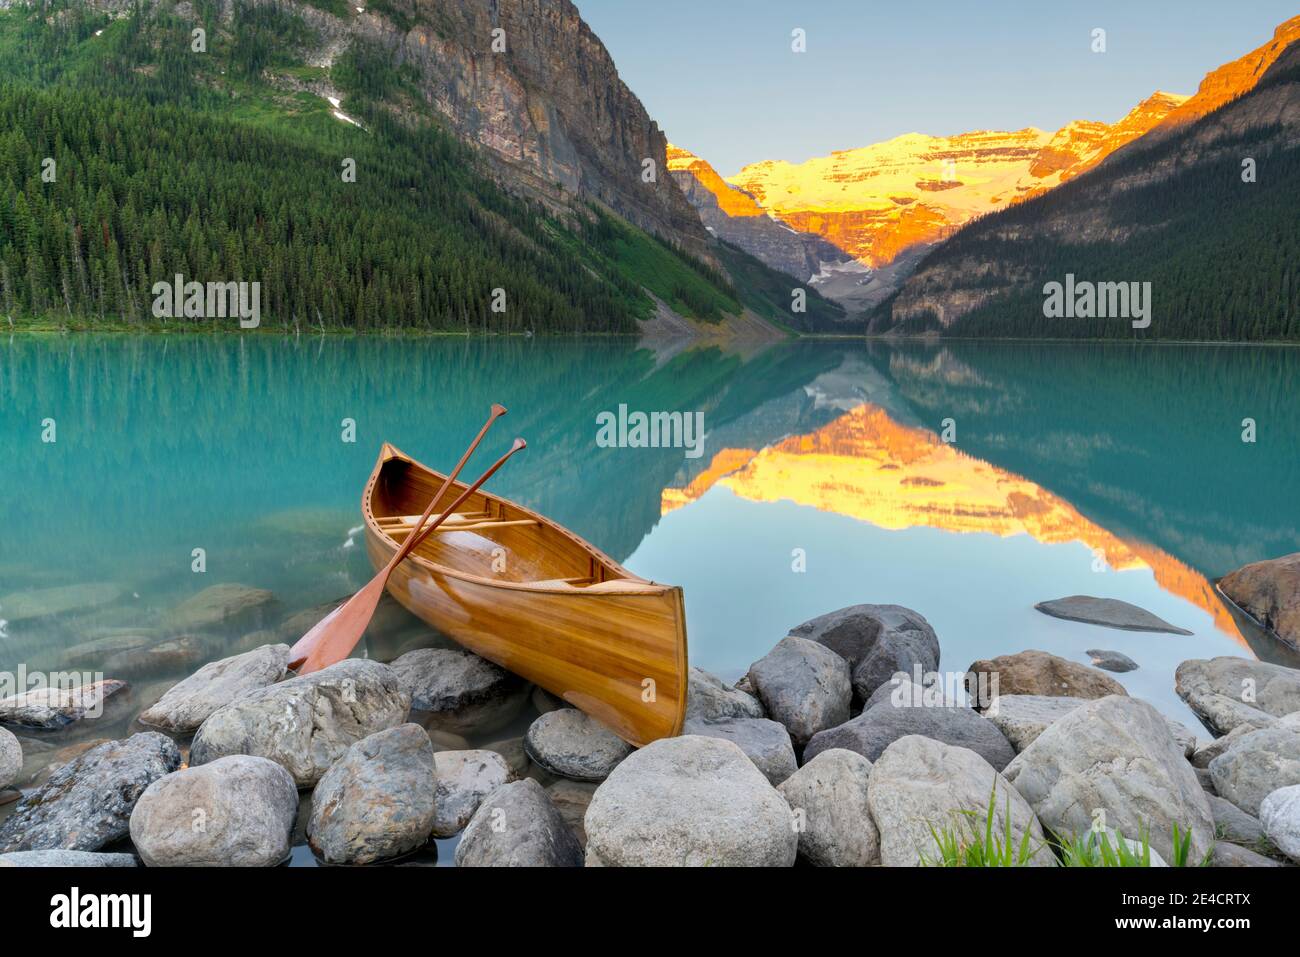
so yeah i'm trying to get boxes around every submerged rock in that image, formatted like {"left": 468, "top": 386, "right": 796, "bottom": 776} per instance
{"left": 139, "top": 644, "right": 290, "bottom": 732}
{"left": 167, "top": 583, "right": 277, "bottom": 631}
{"left": 454, "top": 779, "right": 582, "bottom": 867}
{"left": 1259, "top": 784, "right": 1300, "bottom": 862}
{"left": 0, "top": 728, "right": 20, "bottom": 790}
{"left": 805, "top": 697, "right": 1016, "bottom": 771}
{"left": 389, "top": 647, "right": 527, "bottom": 735}
{"left": 0, "top": 850, "right": 138, "bottom": 867}
{"left": 524, "top": 709, "right": 632, "bottom": 782}
{"left": 584, "top": 736, "right": 797, "bottom": 867}
{"left": 1086, "top": 649, "right": 1139, "bottom": 673}
{"left": 104, "top": 635, "right": 210, "bottom": 676}
{"left": 788, "top": 603, "right": 940, "bottom": 700}
{"left": 1175, "top": 657, "right": 1300, "bottom": 735}
{"left": 1207, "top": 726, "right": 1300, "bottom": 816}
{"left": 190, "top": 659, "right": 410, "bottom": 786}
{"left": 1219, "top": 552, "right": 1300, "bottom": 650}
{"left": 683, "top": 716, "right": 797, "bottom": 785}
{"left": 0, "top": 582, "right": 123, "bottom": 623}
{"left": 308, "top": 725, "right": 437, "bottom": 865}
{"left": 0, "top": 679, "right": 128, "bottom": 730}
{"left": 0, "top": 733, "right": 181, "bottom": 852}
{"left": 776, "top": 748, "right": 878, "bottom": 866}
{"left": 686, "top": 667, "right": 765, "bottom": 722}
{"left": 748, "top": 636, "right": 851, "bottom": 749}
{"left": 131, "top": 755, "right": 298, "bottom": 866}
{"left": 1003, "top": 696, "right": 1214, "bottom": 864}
{"left": 1034, "top": 595, "right": 1192, "bottom": 634}
{"left": 868, "top": 735, "right": 1052, "bottom": 867}
{"left": 432, "top": 749, "right": 513, "bottom": 838}
{"left": 967, "top": 649, "right": 1126, "bottom": 701}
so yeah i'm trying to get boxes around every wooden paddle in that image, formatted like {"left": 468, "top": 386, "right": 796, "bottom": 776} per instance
{"left": 289, "top": 404, "right": 507, "bottom": 672}
{"left": 291, "top": 436, "right": 528, "bottom": 674}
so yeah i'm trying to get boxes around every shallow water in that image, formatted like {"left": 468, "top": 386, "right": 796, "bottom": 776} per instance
{"left": 1, "top": 334, "right": 1298, "bottom": 861}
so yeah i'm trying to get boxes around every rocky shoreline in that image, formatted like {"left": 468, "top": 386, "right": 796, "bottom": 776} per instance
{"left": 3, "top": 573, "right": 1300, "bottom": 867}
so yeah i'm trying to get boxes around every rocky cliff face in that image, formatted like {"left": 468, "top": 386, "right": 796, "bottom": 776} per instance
{"left": 667, "top": 145, "right": 852, "bottom": 282}
{"left": 239, "top": 0, "right": 716, "bottom": 265}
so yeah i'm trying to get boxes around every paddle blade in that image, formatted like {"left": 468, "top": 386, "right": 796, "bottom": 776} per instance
{"left": 288, "top": 575, "right": 387, "bottom": 674}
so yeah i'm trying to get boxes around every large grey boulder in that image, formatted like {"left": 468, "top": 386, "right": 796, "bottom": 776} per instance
{"left": 863, "top": 672, "right": 963, "bottom": 712}
{"left": 388, "top": 647, "right": 527, "bottom": 735}
{"left": 683, "top": 717, "right": 797, "bottom": 785}
{"left": 139, "top": 644, "right": 291, "bottom": 732}
{"left": 0, "top": 727, "right": 20, "bottom": 790}
{"left": 1207, "top": 726, "right": 1300, "bottom": 815}
{"left": 1003, "top": 696, "right": 1214, "bottom": 863}
{"left": 1219, "top": 552, "right": 1300, "bottom": 651}
{"left": 1259, "top": 784, "right": 1300, "bottom": 862}
{"left": 867, "top": 735, "right": 1052, "bottom": 867}
{"left": 1034, "top": 595, "right": 1191, "bottom": 634}
{"left": 454, "top": 779, "right": 583, "bottom": 867}
{"left": 1206, "top": 794, "right": 1264, "bottom": 845}
{"left": 524, "top": 709, "right": 632, "bottom": 783}
{"left": 747, "top": 636, "right": 851, "bottom": 749}
{"left": 805, "top": 697, "right": 1016, "bottom": 771}
{"left": 1175, "top": 657, "right": 1300, "bottom": 735}
{"left": 130, "top": 755, "right": 298, "bottom": 866}
{"left": 584, "top": 736, "right": 797, "bottom": 867}
{"left": 1212, "top": 842, "right": 1283, "bottom": 867}
{"left": 776, "top": 749, "right": 877, "bottom": 866}
{"left": 967, "top": 650, "right": 1126, "bottom": 701}
{"left": 307, "top": 724, "right": 437, "bottom": 865}
{"left": 988, "top": 694, "right": 1197, "bottom": 757}
{"left": 190, "top": 659, "right": 410, "bottom": 786}
{"left": 1191, "top": 723, "right": 1259, "bottom": 768}
{"left": 0, "top": 733, "right": 181, "bottom": 852}
{"left": 789, "top": 604, "right": 940, "bottom": 700}
{"left": 0, "top": 679, "right": 128, "bottom": 730}
{"left": 432, "top": 749, "right": 513, "bottom": 838}
{"left": 0, "top": 850, "right": 138, "bottom": 867}
{"left": 686, "top": 667, "right": 765, "bottom": 721}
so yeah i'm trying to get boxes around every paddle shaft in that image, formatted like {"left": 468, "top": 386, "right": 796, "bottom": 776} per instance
{"left": 402, "top": 438, "right": 528, "bottom": 555}
{"left": 383, "top": 404, "right": 506, "bottom": 574}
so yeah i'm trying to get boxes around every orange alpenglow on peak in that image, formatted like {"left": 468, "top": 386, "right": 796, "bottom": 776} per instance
{"left": 1151, "top": 15, "right": 1300, "bottom": 132}
{"left": 666, "top": 144, "right": 765, "bottom": 217}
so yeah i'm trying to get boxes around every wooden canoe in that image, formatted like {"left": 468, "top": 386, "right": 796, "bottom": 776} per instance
{"left": 364, "top": 443, "right": 688, "bottom": 747}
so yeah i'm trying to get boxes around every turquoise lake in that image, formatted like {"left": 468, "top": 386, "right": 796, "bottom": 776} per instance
{"left": 1, "top": 334, "right": 1298, "bottom": 862}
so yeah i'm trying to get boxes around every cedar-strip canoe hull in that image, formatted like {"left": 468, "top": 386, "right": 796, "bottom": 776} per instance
{"left": 364, "top": 445, "right": 687, "bottom": 747}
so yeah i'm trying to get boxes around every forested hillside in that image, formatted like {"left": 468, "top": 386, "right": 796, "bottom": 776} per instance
{"left": 0, "top": 0, "right": 846, "bottom": 332}
{"left": 868, "top": 40, "right": 1300, "bottom": 341}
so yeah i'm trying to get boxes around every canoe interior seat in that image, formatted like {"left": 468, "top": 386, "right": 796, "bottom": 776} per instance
{"left": 377, "top": 514, "right": 541, "bottom": 535}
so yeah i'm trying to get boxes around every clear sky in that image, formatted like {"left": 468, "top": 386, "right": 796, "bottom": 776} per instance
{"left": 576, "top": 0, "right": 1298, "bottom": 176}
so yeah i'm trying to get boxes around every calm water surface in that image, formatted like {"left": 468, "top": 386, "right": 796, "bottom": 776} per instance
{"left": 2, "top": 334, "right": 1298, "bottom": 863}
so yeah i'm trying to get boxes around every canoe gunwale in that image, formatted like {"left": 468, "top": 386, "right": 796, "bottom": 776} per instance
{"left": 365, "top": 443, "right": 672, "bottom": 597}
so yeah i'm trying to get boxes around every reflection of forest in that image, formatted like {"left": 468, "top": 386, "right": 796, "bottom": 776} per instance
{"left": 860, "top": 341, "right": 1300, "bottom": 580}
{"left": 0, "top": 336, "right": 842, "bottom": 577}
{"left": 3, "top": 335, "right": 1295, "bottom": 650}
